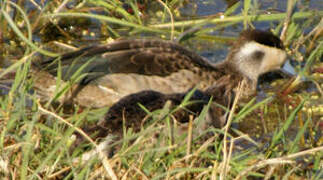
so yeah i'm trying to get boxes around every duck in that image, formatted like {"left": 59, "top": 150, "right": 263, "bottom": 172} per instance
{"left": 52, "top": 28, "right": 288, "bottom": 160}
{"left": 73, "top": 86, "right": 233, "bottom": 159}
{"left": 97, "top": 86, "right": 232, "bottom": 138}
{"left": 33, "top": 29, "right": 287, "bottom": 108}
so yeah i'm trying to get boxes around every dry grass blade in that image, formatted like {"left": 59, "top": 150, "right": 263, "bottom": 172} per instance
{"left": 220, "top": 82, "right": 243, "bottom": 179}
{"left": 156, "top": 0, "right": 175, "bottom": 40}
{"left": 36, "top": 101, "right": 118, "bottom": 180}
{"left": 264, "top": 165, "right": 277, "bottom": 180}
{"left": 47, "top": 166, "right": 72, "bottom": 179}
{"left": 185, "top": 115, "right": 194, "bottom": 164}
{"left": 234, "top": 146, "right": 323, "bottom": 179}
{"left": 280, "top": 0, "right": 296, "bottom": 41}
{"left": 0, "top": 156, "right": 9, "bottom": 177}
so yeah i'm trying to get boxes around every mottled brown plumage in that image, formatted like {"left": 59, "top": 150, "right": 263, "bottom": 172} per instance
{"left": 43, "top": 29, "right": 289, "bottom": 160}
{"left": 99, "top": 87, "right": 232, "bottom": 137}
{"left": 72, "top": 86, "right": 232, "bottom": 156}
{"left": 34, "top": 29, "right": 286, "bottom": 108}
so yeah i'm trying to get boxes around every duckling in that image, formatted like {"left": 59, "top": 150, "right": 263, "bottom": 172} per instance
{"left": 33, "top": 29, "right": 286, "bottom": 108}
{"left": 73, "top": 86, "right": 232, "bottom": 160}
{"left": 99, "top": 87, "right": 232, "bottom": 136}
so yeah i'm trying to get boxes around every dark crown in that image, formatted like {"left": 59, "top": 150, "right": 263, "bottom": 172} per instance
{"left": 239, "top": 29, "right": 284, "bottom": 49}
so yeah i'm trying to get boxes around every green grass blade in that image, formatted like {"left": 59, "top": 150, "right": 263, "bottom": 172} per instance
{"left": 235, "top": 97, "right": 272, "bottom": 122}
{"left": 243, "top": 0, "right": 251, "bottom": 28}
{"left": 271, "top": 98, "right": 307, "bottom": 148}
{"left": 288, "top": 116, "right": 310, "bottom": 154}
{"left": 152, "top": 11, "right": 323, "bottom": 28}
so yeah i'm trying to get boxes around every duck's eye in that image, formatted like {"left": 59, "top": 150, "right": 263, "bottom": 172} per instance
{"left": 251, "top": 50, "right": 264, "bottom": 61}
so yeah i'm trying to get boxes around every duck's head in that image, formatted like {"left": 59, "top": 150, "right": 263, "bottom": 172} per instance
{"left": 226, "top": 29, "right": 287, "bottom": 82}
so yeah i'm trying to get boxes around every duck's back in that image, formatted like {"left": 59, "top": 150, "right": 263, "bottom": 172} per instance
{"left": 35, "top": 39, "right": 226, "bottom": 107}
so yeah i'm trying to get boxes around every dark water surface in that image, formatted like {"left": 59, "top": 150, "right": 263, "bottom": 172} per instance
{"left": 5, "top": 0, "right": 321, "bottom": 61}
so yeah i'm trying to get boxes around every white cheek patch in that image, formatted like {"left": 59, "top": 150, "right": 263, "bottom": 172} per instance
{"left": 233, "top": 41, "right": 287, "bottom": 79}
{"left": 237, "top": 42, "right": 263, "bottom": 61}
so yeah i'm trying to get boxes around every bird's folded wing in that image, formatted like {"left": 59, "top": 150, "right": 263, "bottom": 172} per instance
{"left": 40, "top": 39, "right": 216, "bottom": 81}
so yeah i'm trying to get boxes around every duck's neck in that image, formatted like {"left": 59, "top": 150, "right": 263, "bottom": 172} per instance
{"left": 211, "top": 61, "right": 258, "bottom": 98}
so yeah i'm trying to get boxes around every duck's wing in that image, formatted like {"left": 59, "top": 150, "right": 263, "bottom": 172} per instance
{"left": 40, "top": 39, "right": 216, "bottom": 83}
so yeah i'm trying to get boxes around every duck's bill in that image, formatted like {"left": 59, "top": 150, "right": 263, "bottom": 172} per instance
{"left": 280, "top": 60, "right": 297, "bottom": 77}
{"left": 280, "top": 60, "right": 307, "bottom": 81}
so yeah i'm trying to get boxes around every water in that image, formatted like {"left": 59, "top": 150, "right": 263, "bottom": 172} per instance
{"left": 11, "top": 0, "right": 321, "bottom": 58}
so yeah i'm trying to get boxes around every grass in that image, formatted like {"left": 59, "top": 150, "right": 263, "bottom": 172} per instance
{"left": 0, "top": 0, "right": 322, "bottom": 179}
